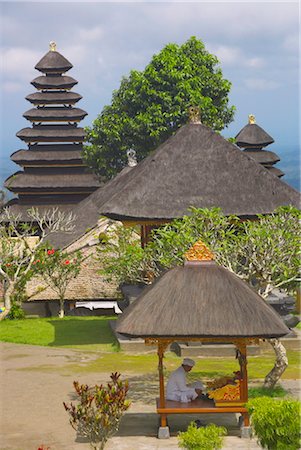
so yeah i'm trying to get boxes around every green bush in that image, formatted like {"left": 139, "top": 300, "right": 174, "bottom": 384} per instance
{"left": 247, "top": 397, "right": 301, "bottom": 450}
{"left": 8, "top": 303, "right": 25, "bottom": 320}
{"left": 178, "top": 422, "right": 227, "bottom": 450}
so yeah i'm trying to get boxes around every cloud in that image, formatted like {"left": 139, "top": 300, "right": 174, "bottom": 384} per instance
{"left": 207, "top": 44, "right": 265, "bottom": 69}
{"left": 1, "top": 47, "right": 40, "bottom": 79}
{"left": 244, "top": 78, "right": 281, "bottom": 90}
{"left": 78, "top": 26, "right": 103, "bottom": 42}
{"left": 282, "top": 33, "right": 299, "bottom": 52}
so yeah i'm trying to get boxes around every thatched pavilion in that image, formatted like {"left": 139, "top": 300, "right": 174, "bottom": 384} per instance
{"left": 116, "top": 241, "right": 289, "bottom": 438}
{"left": 51, "top": 108, "right": 299, "bottom": 249}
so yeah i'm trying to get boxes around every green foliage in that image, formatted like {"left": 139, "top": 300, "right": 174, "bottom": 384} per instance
{"left": 247, "top": 397, "right": 301, "bottom": 450}
{"left": 7, "top": 302, "right": 25, "bottom": 320}
{"left": 63, "top": 373, "right": 130, "bottom": 450}
{"left": 248, "top": 385, "right": 288, "bottom": 399}
{"left": 33, "top": 248, "right": 83, "bottom": 317}
{"left": 84, "top": 36, "right": 235, "bottom": 179}
{"left": 178, "top": 422, "right": 227, "bottom": 450}
{"left": 97, "top": 226, "right": 158, "bottom": 285}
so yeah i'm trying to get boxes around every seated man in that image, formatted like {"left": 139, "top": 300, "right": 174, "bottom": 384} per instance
{"left": 166, "top": 358, "right": 205, "bottom": 403}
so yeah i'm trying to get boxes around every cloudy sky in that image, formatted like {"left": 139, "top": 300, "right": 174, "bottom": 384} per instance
{"left": 0, "top": 1, "right": 299, "bottom": 191}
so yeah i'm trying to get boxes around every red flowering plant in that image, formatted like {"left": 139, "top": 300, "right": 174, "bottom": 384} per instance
{"left": 63, "top": 373, "right": 130, "bottom": 450}
{"left": 33, "top": 248, "right": 84, "bottom": 318}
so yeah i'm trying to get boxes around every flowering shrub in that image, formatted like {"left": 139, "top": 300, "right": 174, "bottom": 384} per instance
{"left": 64, "top": 373, "right": 130, "bottom": 450}
{"left": 33, "top": 248, "right": 83, "bottom": 318}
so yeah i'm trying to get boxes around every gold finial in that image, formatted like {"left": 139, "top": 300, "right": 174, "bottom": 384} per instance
{"left": 184, "top": 240, "right": 214, "bottom": 261}
{"left": 188, "top": 106, "right": 201, "bottom": 124}
{"left": 49, "top": 41, "right": 57, "bottom": 52}
{"left": 248, "top": 114, "right": 256, "bottom": 124}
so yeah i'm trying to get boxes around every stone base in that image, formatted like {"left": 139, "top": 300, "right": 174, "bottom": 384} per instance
{"left": 241, "top": 426, "right": 252, "bottom": 439}
{"left": 158, "top": 426, "right": 170, "bottom": 439}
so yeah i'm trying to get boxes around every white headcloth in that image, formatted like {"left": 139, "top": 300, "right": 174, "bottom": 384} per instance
{"left": 182, "top": 358, "right": 195, "bottom": 367}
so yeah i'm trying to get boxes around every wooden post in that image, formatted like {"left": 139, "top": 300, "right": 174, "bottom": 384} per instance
{"left": 158, "top": 341, "right": 167, "bottom": 427}
{"left": 237, "top": 342, "right": 250, "bottom": 427}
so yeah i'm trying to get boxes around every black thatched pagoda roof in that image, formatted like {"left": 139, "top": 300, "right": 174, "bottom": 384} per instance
{"left": 31, "top": 75, "right": 78, "bottom": 90}
{"left": 11, "top": 148, "right": 83, "bottom": 165}
{"left": 35, "top": 45, "right": 72, "bottom": 74}
{"left": 97, "top": 122, "right": 299, "bottom": 221}
{"left": 16, "top": 125, "right": 85, "bottom": 143}
{"left": 26, "top": 92, "right": 82, "bottom": 105}
{"left": 23, "top": 107, "right": 87, "bottom": 122}
{"left": 4, "top": 172, "right": 100, "bottom": 191}
{"left": 4, "top": 42, "right": 101, "bottom": 216}
{"left": 243, "top": 149, "right": 280, "bottom": 165}
{"left": 116, "top": 260, "right": 289, "bottom": 339}
{"left": 235, "top": 117, "right": 274, "bottom": 148}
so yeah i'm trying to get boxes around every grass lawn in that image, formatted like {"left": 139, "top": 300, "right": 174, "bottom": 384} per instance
{"left": 0, "top": 316, "right": 119, "bottom": 352}
{"left": 1, "top": 317, "right": 300, "bottom": 379}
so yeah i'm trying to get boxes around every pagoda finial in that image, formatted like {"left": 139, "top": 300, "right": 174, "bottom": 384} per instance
{"left": 184, "top": 240, "right": 214, "bottom": 261}
{"left": 49, "top": 41, "right": 57, "bottom": 52}
{"left": 188, "top": 106, "right": 201, "bottom": 124}
{"left": 248, "top": 114, "right": 256, "bottom": 124}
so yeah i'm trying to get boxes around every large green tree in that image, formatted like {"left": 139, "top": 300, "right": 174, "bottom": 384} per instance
{"left": 84, "top": 37, "right": 235, "bottom": 179}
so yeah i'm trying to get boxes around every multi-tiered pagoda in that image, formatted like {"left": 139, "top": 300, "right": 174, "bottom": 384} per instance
{"left": 235, "top": 115, "right": 284, "bottom": 178}
{"left": 4, "top": 42, "right": 100, "bottom": 218}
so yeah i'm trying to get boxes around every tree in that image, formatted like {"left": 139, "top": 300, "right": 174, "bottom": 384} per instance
{"left": 64, "top": 373, "right": 130, "bottom": 450}
{"left": 84, "top": 37, "right": 235, "bottom": 179}
{"left": 97, "top": 207, "right": 300, "bottom": 387}
{"left": 0, "top": 207, "right": 75, "bottom": 313}
{"left": 33, "top": 248, "right": 84, "bottom": 318}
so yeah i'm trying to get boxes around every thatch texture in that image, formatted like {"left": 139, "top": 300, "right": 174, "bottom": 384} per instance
{"left": 243, "top": 149, "right": 280, "bottom": 165}
{"left": 31, "top": 75, "right": 77, "bottom": 90}
{"left": 16, "top": 126, "right": 85, "bottom": 142}
{"left": 49, "top": 166, "right": 132, "bottom": 249}
{"left": 235, "top": 123, "right": 274, "bottom": 147}
{"left": 23, "top": 107, "right": 87, "bottom": 122}
{"left": 267, "top": 167, "right": 285, "bottom": 178}
{"left": 11, "top": 148, "right": 83, "bottom": 164}
{"left": 4, "top": 172, "right": 100, "bottom": 191}
{"left": 26, "top": 92, "right": 82, "bottom": 105}
{"left": 116, "top": 261, "right": 289, "bottom": 339}
{"left": 98, "top": 123, "right": 299, "bottom": 220}
{"left": 35, "top": 50, "right": 72, "bottom": 74}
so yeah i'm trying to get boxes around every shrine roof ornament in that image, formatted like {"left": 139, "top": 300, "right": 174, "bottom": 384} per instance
{"left": 184, "top": 240, "right": 214, "bottom": 262}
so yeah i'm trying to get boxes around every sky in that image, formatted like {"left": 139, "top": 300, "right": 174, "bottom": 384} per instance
{"left": 0, "top": 0, "right": 300, "bottom": 194}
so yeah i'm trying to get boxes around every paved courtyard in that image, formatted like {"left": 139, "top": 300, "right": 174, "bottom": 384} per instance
{"left": 0, "top": 342, "right": 298, "bottom": 450}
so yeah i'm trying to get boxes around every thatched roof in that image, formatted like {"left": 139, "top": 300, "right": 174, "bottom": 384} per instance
{"left": 49, "top": 166, "right": 132, "bottom": 249}
{"left": 267, "top": 167, "right": 285, "bottom": 178}
{"left": 4, "top": 172, "right": 100, "bottom": 191}
{"left": 16, "top": 125, "right": 85, "bottom": 143}
{"left": 26, "top": 91, "right": 82, "bottom": 105}
{"left": 98, "top": 122, "right": 299, "bottom": 220}
{"left": 31, "top": 75, "right": 77, "bottom": 90}
{"left": 116, "top": 260, "right": 289, "bottom": 339}
{"left": 23, "top": 107, "right": 87, "bottom": 122}
{"left": 11, "top": 148, "right": 83, "bottom": 165}
{"left": 235, "top": 123, "right": 274, "bottom": 148}
{"left": 243, "top": 149, "right": 280, "bottom": 165}
{"left": 35, "top": 50, "right": 72, "bottom": 74}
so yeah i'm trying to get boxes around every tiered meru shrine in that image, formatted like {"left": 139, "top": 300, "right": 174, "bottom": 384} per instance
{"left": 4, "top": 42, "right": 100, "bottom": 217}
{"left": 235, "top": 114, "right": 284, "bottom": 178}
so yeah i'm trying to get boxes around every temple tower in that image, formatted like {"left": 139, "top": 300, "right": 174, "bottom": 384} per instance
{"left": 4, "top": 42, "right": 100, "bottom": 217}
{"left": 235, "top": 114, "right": 284, "bottom": 178}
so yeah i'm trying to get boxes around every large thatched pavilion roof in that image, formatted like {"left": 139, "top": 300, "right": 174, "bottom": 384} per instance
{"left": 99, "top": 121, "right": 299, "bottom": 221}
{"left": 116, "top": 259, "right": 289, "bottom": 339}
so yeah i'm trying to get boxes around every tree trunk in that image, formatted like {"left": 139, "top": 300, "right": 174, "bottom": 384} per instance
{"left": 263, "top": 339, "right": 288, "bottom": 388}
{"left": 59, "top": 297, "right": 65, "bottom": 318}
{"left": 4, "top": 283, "right": 14, "bottom": 310}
